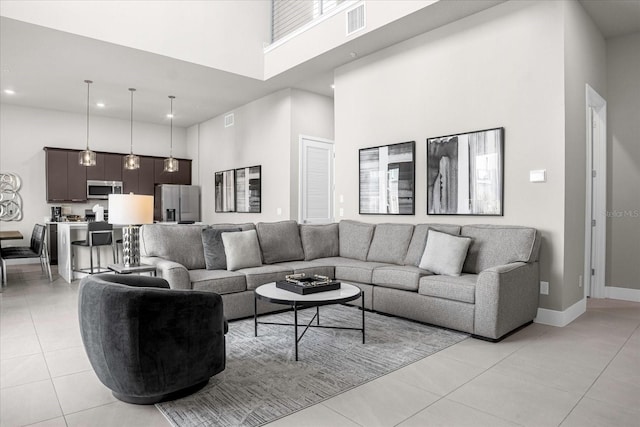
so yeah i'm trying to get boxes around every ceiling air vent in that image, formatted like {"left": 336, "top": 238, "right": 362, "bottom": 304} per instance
{"left": 346, "top": 3, "right": 366, "bottom": 36}
{"left": 224, "top": 113, "right": 234, "bottom": 128}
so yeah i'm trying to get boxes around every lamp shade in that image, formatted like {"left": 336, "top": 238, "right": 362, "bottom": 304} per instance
{"left": 108, "top": 194, "right": 154, "bottom": 225}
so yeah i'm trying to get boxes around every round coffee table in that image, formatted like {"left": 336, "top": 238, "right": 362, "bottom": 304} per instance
{"left": 254, "top": 282, "right": 365, "bottom": 361}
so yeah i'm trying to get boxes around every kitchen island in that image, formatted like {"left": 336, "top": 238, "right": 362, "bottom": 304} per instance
{"left": 56, "top": 222, "right": 122, "bottom": 283}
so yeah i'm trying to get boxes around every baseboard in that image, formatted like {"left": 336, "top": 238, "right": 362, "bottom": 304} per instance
{"left": 534, "top": 298, "right": 586, "bottom": 327}
{"left": 605, "top": 286, "right": 640, "bottom": 302}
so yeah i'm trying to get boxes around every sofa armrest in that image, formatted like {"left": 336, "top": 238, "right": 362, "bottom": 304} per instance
{"left": 141, "top": 256, "right": 191, "bottom": 290}
{"left": 474, "top": 261, "right": 539, "bottom": 340}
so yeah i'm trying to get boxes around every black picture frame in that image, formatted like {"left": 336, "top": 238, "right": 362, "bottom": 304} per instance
{"left": 427, "top": 127, "right": 504, "bottom": 216}
{"left": 235, "top": 165, "right": 261, "bottom": 213}
{"left": 359, "top": 141, "right": 415, "bottom": 215}
{"left": 215, "top": 169, "right": 235, "bottom": 213}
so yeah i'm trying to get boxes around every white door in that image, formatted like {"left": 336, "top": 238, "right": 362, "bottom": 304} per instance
{"left": 299, "top": 137, "right": 334, "bottom": 224}
{"left": 585, "top": 85, "right": 607, "bottom": 299}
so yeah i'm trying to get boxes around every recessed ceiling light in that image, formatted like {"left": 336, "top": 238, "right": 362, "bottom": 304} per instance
{"left": 4, "top": 89, "right": 15, "bottom": 95}
{"left": 96, "top": 102, "right": 105, "bottom": 108}
{"left": 166, "top": 113, "right": 174, "bottom": 118}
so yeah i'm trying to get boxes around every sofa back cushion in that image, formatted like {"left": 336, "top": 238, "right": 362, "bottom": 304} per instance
{"left": 300, "top": 224, "right": 339, "bottom": 261}
{"left": 461, "top": 225, "right": 541, "bottom": 273}
{"left": 339, "top": 220, "right": 375, "bottom": 261}
{"left": 140, "top": 224, "right": 206, "bottom": 270}
{"left": 202, "top": 227, "right": 241, "bottom": 270}
{"left": 256, "top": 220, "right": 305, "bottom": 264}
{"left": 404, "top": 224, "right": 461, "bottom": 266}
{"left": 418, "top": 230, "right": 472, "bottom": 276}
{"left": 367, "top": 223, "right": 414, "bottom": 265}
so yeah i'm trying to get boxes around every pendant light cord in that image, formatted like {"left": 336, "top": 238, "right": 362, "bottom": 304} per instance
{"left": 129, "top": 88, "right": 135, "bottom": 154}
{"left": 85, "top": 80, "right": 92, "bottom": 150}
{"left": 169, "top": 96, "right": 175, "bottom": 157}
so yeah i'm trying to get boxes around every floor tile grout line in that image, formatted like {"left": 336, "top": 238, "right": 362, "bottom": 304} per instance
{"left": 319, "top": 402, "right": 366, "bottom": 426}
{"left": 556, "top": 321, "right": 640, "bottom": 426}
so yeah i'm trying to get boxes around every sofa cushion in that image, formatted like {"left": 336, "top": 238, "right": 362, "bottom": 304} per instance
{"left": 256, "top": 220, "right": 305, "bottom": 264}
{"left": 201, "top": 227, "right": 240, "bottom": 270}
{"left": 313, "top": 257, "right": 389, "bottom": 283}
{"left": 140, "top": 224, "right": 206, "bottom": 270}
{"left": 419, "top": 230, "right": 472, "bottom": 276}
{"left": 237, "top": 265, "right": 293, "bottom": 290}
{"left": 209, "top": 223, "right": 256, "bottom": 232}
{"left": 339, "top": 220, "right": 375, "bottom": 261}
{"left": 404, "top": 224, "right": 461, "bottom": 266}
{"left": 222, "top": 230, "right": 262, "bottom": 271}
{"left": 299, "top": 224, "right": 339, "bottom": 261}
{"left": 274, "top": 261, "right": 335, "bottom": 279}
{"left": 189, "top": 269, "right": 247, "bottom": 294}
{"left": 366, "top": 223, "right": 414, "bottom": 265}
{"left": 461, "top": 225, "right": 540, "bottom": 274}
{"left": 418, "top": 274, "right": 478, "bottom": 304}
{"left": 372, "top": 265, "right": 432, "bottom": 291}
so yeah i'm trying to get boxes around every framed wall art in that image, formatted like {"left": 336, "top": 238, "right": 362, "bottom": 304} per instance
{"left": 215, "top": 169, "right": 235, "bottom": 213}
{"left": 427, "top": 127, "right": 504, "bottom": 216}
{"left": 235, "top": 165, "right": 261, "bottom": 213}
{"left": 359, "top": 141, "right": 415, "bottom": 215}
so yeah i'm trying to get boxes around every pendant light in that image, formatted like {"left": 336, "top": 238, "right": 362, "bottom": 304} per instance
{"left": 123, "top": 88, "right": 140, "bottom": 170}
{"left": 163, "top": 95, "right": 179, "bottom": 173}
{"left": 79, "top": 80, "right": 96, "bottom": 166}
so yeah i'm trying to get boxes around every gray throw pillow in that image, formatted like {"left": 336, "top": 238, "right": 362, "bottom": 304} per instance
{"left": 221, "top": 229, "right": 263, "bottom": 271}
{"left": 256, "top": 220, "right": 305, "bottom": 264}
{"left": 419, "top": 230, "right": 472, "bottom": 276}
{"left": 201, "top": 227, "right": 240, "bottom": 270}
{"left": 300, "top": 224, "right": 339, "bottom": 260}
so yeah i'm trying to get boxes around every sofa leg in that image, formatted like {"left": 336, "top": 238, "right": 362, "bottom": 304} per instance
{"left": 472, "top": 320, "right": 534, "bottom": 343}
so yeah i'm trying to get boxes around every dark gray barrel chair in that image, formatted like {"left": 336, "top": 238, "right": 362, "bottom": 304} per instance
{"left": 78, "top": 274, "right": 227, "bottom": 404}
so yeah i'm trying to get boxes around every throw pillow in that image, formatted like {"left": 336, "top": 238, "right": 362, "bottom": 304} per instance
{"left": 201, "top": 227, "right": 240, "bottom": 270}
{"left": 418, "top": 230, "right": 472, "bottom": 276}
{"left": 256, "top": 220, "right": 305, "bottom": 264}
{"left": 221, "top": 229, "right": 263, "bottom": 271}
{"left": 300, "top": 223, "right": 339, "bottom": 260}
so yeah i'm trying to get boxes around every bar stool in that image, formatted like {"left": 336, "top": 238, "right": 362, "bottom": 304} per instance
{"left": 72, "top": 221, "right": 116, "bottom": 274}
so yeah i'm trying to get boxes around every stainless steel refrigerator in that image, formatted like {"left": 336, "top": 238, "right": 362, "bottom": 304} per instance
{"left": 154, "top": 185, "right": 201, "bottom": 223}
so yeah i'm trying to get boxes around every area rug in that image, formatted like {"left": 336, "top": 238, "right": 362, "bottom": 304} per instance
{"left": 157, "top": 304, "right": 468, "bottom": 427}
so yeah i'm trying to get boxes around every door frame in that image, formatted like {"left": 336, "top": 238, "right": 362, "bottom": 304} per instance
{"left": 298, "top": 135, "right": 335, "bottom": 224}
{"left": 584, "top": 84, "right": 607, "bottom": 299}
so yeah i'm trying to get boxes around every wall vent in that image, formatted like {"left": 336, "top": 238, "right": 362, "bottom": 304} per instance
{"left": 224, "top": 113, "right": 234, "bottom": 128}
{"left": 346, "top": 3, "right": 365, "bottom": 36}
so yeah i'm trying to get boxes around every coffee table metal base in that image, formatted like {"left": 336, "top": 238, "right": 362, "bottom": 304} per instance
{"left": 253, "top": 284, "right": 365, "bottom": 361}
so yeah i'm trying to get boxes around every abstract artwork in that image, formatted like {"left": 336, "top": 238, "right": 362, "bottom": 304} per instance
{"left": 359, "top": 141, "right": 415, "bottom": 215}
{"left": 215, "top": 169, "right": 235, "bottom": 213}
{"left": 427, "top": 127, "right": 503, "bottom": 215}
{"left": 235, "top": 166, "right": 261, "bottom": 213}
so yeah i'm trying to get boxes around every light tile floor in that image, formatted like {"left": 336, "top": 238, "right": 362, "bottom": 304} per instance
{"left": 1, "top": 265, "right": 638, "bottom": 427}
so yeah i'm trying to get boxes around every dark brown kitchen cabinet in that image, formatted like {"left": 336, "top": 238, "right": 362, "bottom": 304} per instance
{"left": 154, "top": 158, "right": 173, "bottom": 185}
{"left": 122, "top": 164, "right": 139, "bottom": 194}
{"left": 138, "top": 157, "right": 155, "bottom": 195}
{"left": 87, "top": 153, "right": 123, "bottom": 181}
{"left": 45, "top": 149, "right": 69, "bottom": 202}
{"left": 44, "top": 148, "right": 86, "bottom": 202}
{"left": 67, "top": 151, "right": 87, "bottom": 201}
{"left": 154, "top": 158, "right": 191, "bottom": 185}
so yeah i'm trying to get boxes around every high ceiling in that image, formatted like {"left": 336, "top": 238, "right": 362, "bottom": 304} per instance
{"left": 1, "top": 1, "right": 638, "bottom": 129}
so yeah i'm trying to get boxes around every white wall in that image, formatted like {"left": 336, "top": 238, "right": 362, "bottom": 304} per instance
{"left": 334, "top": 0, "right": 568, "bottom": 310}
{"left": 0, "top": 0, "right": 270, "bottom": 80}
{"left": 190, "top": 89, "right": 334, "bottom": 224}
{"left": 606, "top": 32, "right": 640, "bottom": 291}
{"left": 0, "top": 104, "right": 187, "bottom": 246}
{"left": 562, "top": 0, "right": 606, "bottom": 307}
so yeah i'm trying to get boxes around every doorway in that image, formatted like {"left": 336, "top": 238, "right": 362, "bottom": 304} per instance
{"left": 584, "top": 85, "right": 607, "bottom": 299}
{"left": 299, "top": 136, "right": 335, "bottom": 224}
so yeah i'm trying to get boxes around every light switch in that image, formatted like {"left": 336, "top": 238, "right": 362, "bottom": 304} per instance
{"left": 339, "top": 194, "right": 344, "bottom": 203}
{"left": 530, "top": 170, "right": 546, "bottom": 183}
{"left": 276, "top": 208, "right": 282, "bottom": 216}
{"left": 339, "top": 208, "right": 344, "bottom": 217}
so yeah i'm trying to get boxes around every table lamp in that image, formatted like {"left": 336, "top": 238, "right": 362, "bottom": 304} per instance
{"left": 108, "top": 193, "right": 154, "bottom": 267}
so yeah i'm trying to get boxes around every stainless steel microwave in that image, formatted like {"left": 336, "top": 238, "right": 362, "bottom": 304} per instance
{"left": 87, "top": 180, "right": 123, "bottom": 199}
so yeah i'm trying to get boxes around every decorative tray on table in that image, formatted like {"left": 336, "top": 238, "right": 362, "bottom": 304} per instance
{"left": 275, "top": 274, "right": 341, "bottom": 295}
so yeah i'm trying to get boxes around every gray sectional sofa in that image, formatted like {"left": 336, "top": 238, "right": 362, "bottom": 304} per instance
{"left": 140, "top": 220, "right": 541, "bottom": 340}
